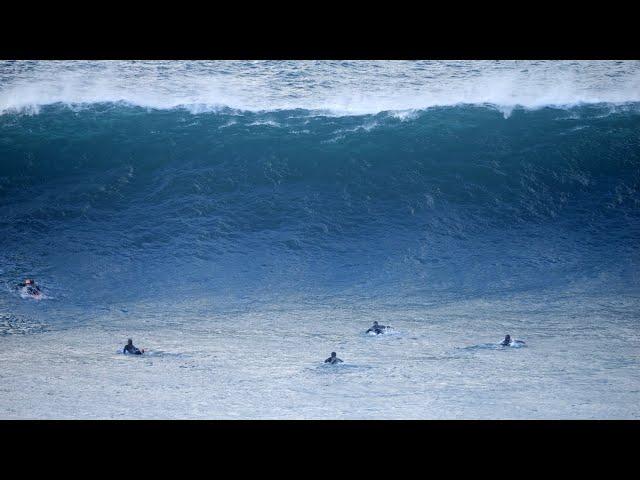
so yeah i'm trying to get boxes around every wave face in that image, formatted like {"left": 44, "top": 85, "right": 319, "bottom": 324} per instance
{"left": 1, "top": 61, "right": 640, "bottom": 312}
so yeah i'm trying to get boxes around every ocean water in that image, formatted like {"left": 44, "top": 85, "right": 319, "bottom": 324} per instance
{"left": 0, "top": 60, "right": 639, "bottom": 419}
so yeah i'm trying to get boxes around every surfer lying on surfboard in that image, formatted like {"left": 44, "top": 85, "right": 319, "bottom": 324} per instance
{"left": 18, "top": 278, "right": 42, "bottom": 298}
{"left": 366, "top": 321, "right": 390, "bottom": 335}
{"left": 500, "top": 335, "right": 526, "bottom": 347}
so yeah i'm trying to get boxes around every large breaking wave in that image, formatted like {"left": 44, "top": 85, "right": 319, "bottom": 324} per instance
{"left": 1, "top": 101, "right": 639, "bottom": 310}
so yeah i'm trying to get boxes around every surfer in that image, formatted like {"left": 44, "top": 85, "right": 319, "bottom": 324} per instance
{"left": 18, "top": 279, "right": 41, "bottom": 297}
{"left": 324, "top": 352, "right": 343, "bottom": 364}
{"left": 500, "top": 335, "right": 525, "bottom": 346}
{"left": 366, "top": 321, "right": 388, "bottom": 335}
{"left": 123, "top": 338, "right": 144, "bottom": 355}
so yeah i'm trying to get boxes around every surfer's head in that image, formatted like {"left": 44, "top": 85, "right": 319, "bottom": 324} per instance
{"left": 331, "top": 352, "right": 336, "bottom": 357}
{"left": 24, "top": 279, "right": 33, "bottom": 285}
{"left": 504, "top": 335, "right": 511, "bottom": 343}
{"left": 127, "top": 338, "right": 133, "bottom": 345}
{"left": 373, "top": 321, "right": 379, "bottom": 326}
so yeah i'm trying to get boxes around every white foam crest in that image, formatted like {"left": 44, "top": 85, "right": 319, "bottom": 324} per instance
{"left": 247, "top": 119, "right": 281, "bottom": 127}
{"left": 336, "top": 119, "right": 380, "bottom": 135}
{"left": 1, "top": 61, "right": 639, "bottom": 116}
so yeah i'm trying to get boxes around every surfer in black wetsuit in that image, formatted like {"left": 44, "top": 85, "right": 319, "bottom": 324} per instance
{"left": 366, "top": 321, "right": 388, "bottom": 335}
{"left": 123, "top": 338, "right": 143, "bottom": 355}
{"left": 324, "top": 352, "right": 343, "bottom": 364}
{"left": 19, "top": 279, "right": 41, "bottom": 297}
{"left": 500, "top": 335, "right": 525, "bottom": 346}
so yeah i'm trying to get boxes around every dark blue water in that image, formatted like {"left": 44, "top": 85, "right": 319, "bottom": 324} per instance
{"left": 1, "top": 104, "right": 639, "bottom": 317}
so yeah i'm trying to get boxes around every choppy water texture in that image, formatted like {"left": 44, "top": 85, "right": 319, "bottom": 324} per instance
{"left": 0, "top": 61, "right": 639, "bottom": 418}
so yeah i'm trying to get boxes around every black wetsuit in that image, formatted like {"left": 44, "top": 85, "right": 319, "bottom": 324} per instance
{"left": 124, "top": 344, "right": 142, "bottom": 355}
{"left": 366, "top": 324, "right": 387, "bottom": 334}
{"left": 18, "top": 282, "right": 41, "bottom": 296}
{"left": 26, "top": 285, "right": 41, "bottom": 296}
{"left": 324, "top": 356, "right": 343, "bottom": 364}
